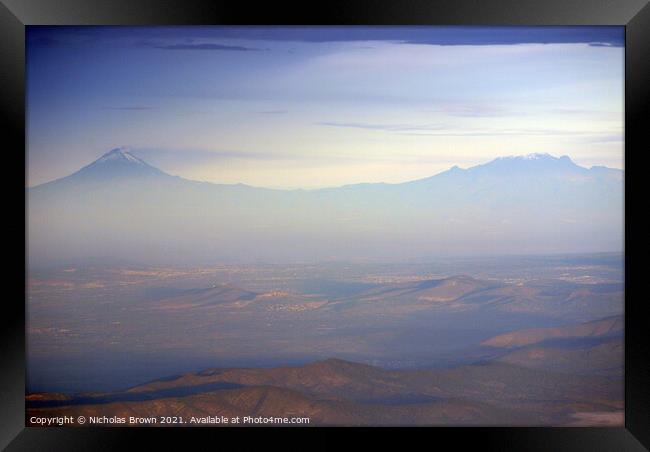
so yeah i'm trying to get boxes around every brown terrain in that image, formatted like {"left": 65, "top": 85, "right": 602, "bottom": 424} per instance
{"left": 27, "top": 354, "right": 623, "bottom": 426}
{"left": 482, "top": 316, "right": 623, "bottom": 348}
{"left": 26, "top": 258, "right": 624, "bottom": 427}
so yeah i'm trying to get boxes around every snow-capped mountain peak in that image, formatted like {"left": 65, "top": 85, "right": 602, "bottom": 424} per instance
{"left": 498, "top": 152, "right": 557, "bottom": 161}
{"left": 478, "top": 152, "right": 580, "bottom": 171}
{"left": 95, "top": 147, "right": 146, "bottom": 165}
{"left": 33, "top": 147, "right": 172, "bottom": 187}
{"left": 523, "top": 152, "right": 552, "bottom": 160}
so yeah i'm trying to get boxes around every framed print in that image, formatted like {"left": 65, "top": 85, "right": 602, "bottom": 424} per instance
{"left": 2, "top": 0, "right": 649, "bottom": 449}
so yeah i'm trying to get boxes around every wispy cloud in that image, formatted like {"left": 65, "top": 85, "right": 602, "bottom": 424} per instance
{"left": 143, "top": 42, "right": 265, "bottom": 51}
{"left": 423, "top": 105, "right": 618, "bottom": 119}
{"left": 547, "top": 108, "right": 604, "bottom": 115}
{"left": 320, "top": 120, "right": 622, "bottom": 139}
{"left": 424, "top": 104, "right": 509, "bottom": 118}
{"left": 27, "top": 26, "right": 624, "bottom": 51}
{"left": 101, "top": 106, "right": 156, "bottom": 111}
{"left": 319, "top": 122, "right": 446, "bottom": 132}
{"left": 578, "top": 135, "right": 624, "bottom": 144}
{"left": 128, "top": 26, "right": 624, "bottom": 47}
{"left": 399, "top": 129, "right": 621, "bottom": 138}
{"left": 131, "top": 148, "right": 298, "bottom": 167}
{"left": 256, "top": 110, "right": 289, "bottom": 115}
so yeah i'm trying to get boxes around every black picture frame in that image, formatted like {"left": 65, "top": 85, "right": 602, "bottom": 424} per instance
{"left": 2, "top": 0, "right": 648, "bottom": 449}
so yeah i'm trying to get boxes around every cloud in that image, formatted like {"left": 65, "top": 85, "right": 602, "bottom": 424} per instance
{"left": 101, "top": 106, "right": 156, "bottom": 111}
{"left": 27, "top": 26, "right": 625, "bottom": 52}
{"left": 320, "top": 121, "right": 622, "bottom": 139}
{"left": 578, "top": 135, "right": 624, "bottom": 144}
{"left": 399, "top": 129, "right": 606, "bottom": 137}
{"left": 424, "top": 104, "right": 509, "bottom": 118}
{"left": 130, "top": 147, "right": 424, "bottom": 170}
{"left": 256, "top": 110, "right": 289, "bottom": 115}
{"left": 131, "top": 148, "right": 298, "bottom": 169}
{"left": 145, "top": 42, "right": 265, "bottom": 51}
{"left": 319, "top": 122, "right": 446, "bottom": 132}
{"left": 154, "top": 26, "right": 623, "bottom": 47}
{"left": 397, "top": 27, "right": 624, "bottom": 47}
{"left": 421, "top": 105, "right": 618, "bottom": 119}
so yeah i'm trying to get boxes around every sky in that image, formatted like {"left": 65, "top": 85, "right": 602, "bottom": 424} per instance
{"left": 26, "top": 26, "right": 624, "bottom": 189}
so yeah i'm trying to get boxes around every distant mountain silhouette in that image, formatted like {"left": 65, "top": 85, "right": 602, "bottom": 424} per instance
{"left": 33, "top": 147, "right": 173, "bottom": 192}
{"left": 28, "top": 149, "right": 624, "bottom": 265}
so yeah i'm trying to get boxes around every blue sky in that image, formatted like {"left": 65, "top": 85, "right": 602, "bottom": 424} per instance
{"left": 27, "top": 26, "right": 624, "bottom": 188}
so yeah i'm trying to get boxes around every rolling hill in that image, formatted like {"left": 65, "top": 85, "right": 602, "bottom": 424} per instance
{"left": 481, "top": 316, "right": 623, "bottom": 348}
{"left": 26, "top": 357, "right": 623, "bottom": 426}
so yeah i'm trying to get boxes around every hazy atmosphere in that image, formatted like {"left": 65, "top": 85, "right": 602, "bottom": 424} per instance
{"left": 26, "top": 26, "right": 624, "bottom": 427}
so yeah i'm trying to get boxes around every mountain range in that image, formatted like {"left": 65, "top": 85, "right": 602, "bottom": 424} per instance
{"left": 27, "top": 148, "right": 624, "bottom": 265}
